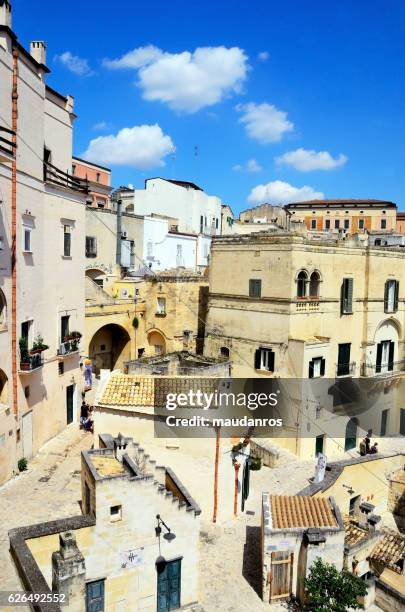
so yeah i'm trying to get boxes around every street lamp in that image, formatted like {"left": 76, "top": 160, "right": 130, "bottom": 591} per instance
{"left": 155, "top": 514, "right": 176, "bottom": 542}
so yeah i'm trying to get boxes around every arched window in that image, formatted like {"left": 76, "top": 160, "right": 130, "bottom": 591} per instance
{"left": 297, "top": 271, "right": 308, "bottom": 298}
{"left": 345, "top": 418, "right": 358, "bottom": 451}
{"left": 309, "top": 271, "right": 321, "bottom": 298}
{"left": 0, "top": 290, "right": 6, "bottom": 328}
{"left": 220, "top": 346, "right": 230, "bottom": 358}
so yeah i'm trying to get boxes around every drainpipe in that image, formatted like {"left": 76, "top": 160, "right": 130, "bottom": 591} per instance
{"left": 116, "top": 198, "right": 122, "bottom": 270}
{"left": 233, "top": 462, "right": 240, "bottom": 517}
{"left": 11, "top": 47, "right": 18, "bottom": 419}
{"left": 212, "top": 425, "right": 220, "bottom": 523}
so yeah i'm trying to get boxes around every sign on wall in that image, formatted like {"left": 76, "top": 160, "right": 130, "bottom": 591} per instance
{"left": 120, "top": 546, "right": 145, "bottom": 569}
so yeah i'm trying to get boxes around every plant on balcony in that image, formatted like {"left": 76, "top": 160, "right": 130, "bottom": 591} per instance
{"left": 19, "top": 336, "right": 30, "bottom": 368}
{"left": 18, "top": 457, "right": 28, "bottom": 472}
{"left": 30, "top": 333, "right": 49, "bottom": 354}
{"left": 63, "top": 330, "right": 82, "bottom": 342}
{"left": 249, "top": 455, "right": 262, "bottom": 471}
{"left": 132, "top": 316, "right": 139, "bottom": 329}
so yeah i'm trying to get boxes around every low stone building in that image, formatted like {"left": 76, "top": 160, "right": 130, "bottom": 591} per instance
{"left": 9, "top": 434, "right": 201, "bottom": 612}
{"left": 388, "top": 467, "right": 405, "bottom": 532}
{"left": 370, "top": 530, "right": 405, "bottom": 611}
{"left": 261, "top": 493, "right": 345, "bottom": 605}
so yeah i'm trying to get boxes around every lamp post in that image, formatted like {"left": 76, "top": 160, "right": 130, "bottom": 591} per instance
{"left": 233, "top": 462, "right": 240, "bottom": 518}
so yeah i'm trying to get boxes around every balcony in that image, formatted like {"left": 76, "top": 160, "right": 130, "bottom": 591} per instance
{"left": 336, "top": 361, "right": 356, "bottom": 377}
{"left": 19, "top": 351, "right": 44, "bottom": 373}
{"left": 295, "top": 300, "right": 320, "bottom": 312}
{"left": 57, "top": 338, "right": 80, "bottom": 357}
{"left": 44, "top": 161, "right": 89, "bottom": 193}
{"left": 0, "top": 126, "right": 16, "bottom": 163}
{"left": 361, "top": 360, "right": 405, "bottom": 378}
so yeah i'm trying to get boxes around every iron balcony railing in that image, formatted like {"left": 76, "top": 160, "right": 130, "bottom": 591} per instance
{"left": 0, "top": 126, "right": 16, "bottom": 158}
{"left": 44, "top": 161, "right": 89, "bottom": 193}
{"left": 19, "top": 352, "right": 44, "bottom": 372}
{"left": 336, "top": 361, "right": 356, "bottom": 377}
{"left": 57, "top": 339, "right": 80, "bottom": 357}
{"left": 361, "top": 359, "right": 405, "bottom": 377}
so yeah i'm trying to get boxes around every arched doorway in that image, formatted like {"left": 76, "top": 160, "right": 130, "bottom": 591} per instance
{"left": 147, "top": 330, "right": 166, "bottom": 356}
{"left": 0, "top": 369, "right": 8, "bottom": 404}
{"left": 345, "top": 418, "right": 358, "bottom": 451}
{"left": 88, "top": 324, "right": 131, "bottom": 375}
{"left": 86, "top": 268, "right": 107, "bottom": 288}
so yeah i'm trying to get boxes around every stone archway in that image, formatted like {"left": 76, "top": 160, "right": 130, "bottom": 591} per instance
{"left": 147, "top": 330, "right": 166, "bottom": 356}
{"left": 88, "top": 324, "right": 131, "bottom": 375}
{"left": 345, "top": 417, "right": 359, "bottom": 451}
{"left": 0, "top": 369, "right": 8, "bottom": 404}
{"left": 86, "top": 268, "right": 107, "bottom": 288}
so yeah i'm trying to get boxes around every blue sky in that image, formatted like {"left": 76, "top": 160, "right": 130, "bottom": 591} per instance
{"left": 13, "top": 0, "right": 405, "bottom": 213}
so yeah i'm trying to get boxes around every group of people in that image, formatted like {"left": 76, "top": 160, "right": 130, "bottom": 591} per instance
{"left": 80, "top": 400, "right": 94, "bottom": 433}
{"left": 360, "top": 429, "right": 378, "bottom": 456}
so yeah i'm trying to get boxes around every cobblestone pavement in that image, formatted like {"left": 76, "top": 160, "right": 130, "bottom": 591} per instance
{"left": 0, "top": 424, "right": 92, "bottom": 602}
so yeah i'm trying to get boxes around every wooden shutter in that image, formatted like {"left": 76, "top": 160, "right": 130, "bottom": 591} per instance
{"left": 268, "top": 350, "right": 275, "bottom": 372}
{"left": 254, "top": 349, "right": 261, "bottom": 370}
{"left": 341, "top": 278, "right": 353, "bottom": 314}
{"left": 320, "top": 358, "right": 326, "bottom": 376}
{"left": 384, "top": 281, "right": 389, "bottom": 312}
{"left": 388, "top": 341, "right": 395, "bottom": 371}
{"left": 308, "top": 360, "right": 314, "bottom": 378}
{"left": 376, "top": 342, "right": 383, "bottom": 373}
{"left": 394, "top": 281, "right": 399, "bottom": 311}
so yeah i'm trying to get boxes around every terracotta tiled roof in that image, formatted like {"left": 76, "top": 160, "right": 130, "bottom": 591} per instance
{"left": 270, "top": 495, "right": 338, "bottom": 529}
{"left": 370, "top": 530, "right": 405, "bottom": 574}
{"left": 98, "top": 374, "right": 219, "bottom": 408}
{"left": 343, "top": 516, "right": 370, "bottom": 547}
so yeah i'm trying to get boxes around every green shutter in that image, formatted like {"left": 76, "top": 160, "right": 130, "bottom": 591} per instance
{"left": 394, "top": 281, "right": 399, "bottom": 311}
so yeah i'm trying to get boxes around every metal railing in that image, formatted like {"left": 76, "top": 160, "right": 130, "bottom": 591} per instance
{"left": 361, "top": 359, "right": 405, "bottom": 377}
{"left": 57, "top": 339, "right": 80, "bottom": 357}
{"left": 44, "top": 161, "right": 89, "bottom": 193}
{"left": 0, "top": 126, "right": 16, "bottom": 158}
{"left": 336, "top": 361, "right": 356, "bottom": 377}
{"left": 19, "top": 352, "right": 43, "bottom": 371}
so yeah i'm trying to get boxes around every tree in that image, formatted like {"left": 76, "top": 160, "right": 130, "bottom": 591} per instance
{"left": 304, "top": 557, "right": 367, "bottom": 612}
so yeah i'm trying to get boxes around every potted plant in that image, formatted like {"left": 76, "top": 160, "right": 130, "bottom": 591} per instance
{"left": 29, "top": 333, "right": 49, "bottom": 354}
{"left": 19, "top": 336, "right": 30, "bottom": 369}
{"left": 249, "top": 456, "right": 262, "bottom": 471}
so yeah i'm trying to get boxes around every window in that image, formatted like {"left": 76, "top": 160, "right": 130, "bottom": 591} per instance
{"left": 381, "top": 219, "right": 387, "bottom": 229}
{"left": 341, "top": 278, "right": 353, "bottom": 314}
{"left": 154, "top": 344, "right": 163, "bottom": 355}
{"left": 157, "top": 297, "right": 166, "bottom": 315}
{"left": 110, "top": 505, "right": 122, "bottom": 521}
{"left": 147, "top": 241, "right": 153, "bottom": 259}
{"left": 96, "top": 172, "right": 100, "bottom": 183}
{"left": 63, "top": 225, "right": 71, "bottom": 257}
{"left": 309, "top": 271, "right": 320, "bottom": 298}
{"left": 309, "top": 357, "right": 325, "bottom": 378}
{"left": 380, "top": 409, "right": 389, "bottom": 436}
{"left": 254, "top": 347, "right": 275, "bottom": 372}
{"left": 0, "top": 235, "right": 3, "bottom": 250}
{"left": 176, "top": 244, "right": 183, "bottom": 267}
{"left": 24, "top": 385, "right": 30, "bottom": 399}
{"left": 220, "top": 346, "right": 230, "bottom": 358}
{"left": 375, "top": 239, "right": 381, "bottom": 246}
{"left": 325, "top": 219, "right": 330, "bottom": 230}
{"left": 72, "top": 164, "right": 76, "bottom": 175}
{"left": 337, "top": 343, "right": 351, "bottom": 376}
{"left": 334, "top": 219, "right": 340, "bottom": 229}
{"left": 200, "top": 215, "right": 204, "bottom": 233}
{"left": 86, "top": 580, "right": 105, "bottom": 612}
{"left": 21, "top": 320, "right": 32, "bottom": 346}
{"left": 344, "top": 219, "right": 350, "bottom": 230}
{"left": 249, "top": 279, "right": 262, "bottom": 298}
{"left": 358, "top": 218, "right": 364, "bottom": 229}
{"left": 349, "top": 494, "right": 361, "bottom": 515}
{"left": 376, "top": 340, "right": 394, "bottom": 373}
{"left": 58, "top": 361, "right": 64, "bottom": 376}
{"left": 311, "top": 219, "right": 317, "bottom": 230}
{"left": 297, "top": 271, "right": 308, "bottom": 298}
{"left": 315, "top": 434, "right": 325, "bottom": 456}
{"left": 96, "top": 199, "right": 105, "bottom": 208}
{"left": 384, "top": 279, "right": 399, "bottom": 313}
{"left": 61, "top": 315, "right": 70, "bottom": 342}
{"left": 85, "top": 236, "right": 97, "bottom": 258}
{"left": 138, "top": 348, "right": 145, "bottom": 358}
{"left": 23, "top": 227, "right": 31, "bottom": 252}
{"left": 215, "top": 218, "right": 219, "bottom": 229}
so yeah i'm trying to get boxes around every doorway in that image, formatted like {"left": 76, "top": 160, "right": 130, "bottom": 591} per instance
{"left": 86, "top": 579, "right": 104, "bottom": 612}
{"left": 157, "top": 558, "right": 181, "bottom": 611}
{"left": 400, "top": 408, "right": 405, "bottom": 436}
{"left": 22, "top": 411, "right": 33, "bottom": 459}
{"left": 66, "top": 384, "right": 75, "bottom": 425}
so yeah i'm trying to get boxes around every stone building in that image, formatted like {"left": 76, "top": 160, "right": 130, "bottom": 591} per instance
{"left": 9, "top": 433, "right": 201, "bottom": 611}
{"left": 204, "top": 231, "right": 405, "bottom": 458}
{"left": 285, "top": 199, "right": 397, "bottom": 234}
{"left": 72, "top": 156, "right": 112, "bottom": 210}
{"left": 369, "top": 530, "right": 405, "bottom": 610}
{"left": 0, "top": 1, "right": 86, "bottom": 483}
{"left": 261, "top": 493, "right": 345, "bottom": 605}
{"left": 388, "top": 467, "right": 405, "bottom": 531}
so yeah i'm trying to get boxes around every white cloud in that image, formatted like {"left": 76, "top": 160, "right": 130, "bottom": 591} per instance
{"left": 54, "top": 51, "right": 94, "bottom": 76}
{"left": 247, "top": 180, "right": 324, "bottom": 205}
{"left": 104, "top": 45, "right": 249, "bottom": 113}
{"left": 237, "top": 102, "right": 294, "bottom": 143}
{"left": 102, "top": 45, "right": 163, "bottom": 69}
{"left": 258, "top": 51, "right": 269, "bottom": 62}
{"left": 92, "top": 121, "right": 110, "bottom": 131}
{"left": 233, "top": 158, "right": 262, "bottom": 173}
{"left": 81, "top": 124, "right": 174, "bottom": 170}
{"left": 276, "top": 148, "right": 348, "bottom": 171}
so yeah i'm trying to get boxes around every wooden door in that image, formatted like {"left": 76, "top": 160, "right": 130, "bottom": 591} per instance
{"left": 269, "top": 551, "right": 293, "bottom": 603}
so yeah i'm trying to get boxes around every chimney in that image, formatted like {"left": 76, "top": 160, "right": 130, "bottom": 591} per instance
{"left": 0, "top": 0, "right": 12, "bottom": 28}
{"left": 30, "top": 41, "right": 46, "bottom": 66}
